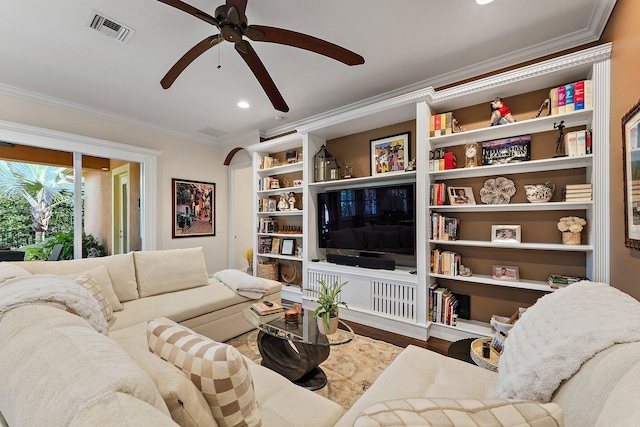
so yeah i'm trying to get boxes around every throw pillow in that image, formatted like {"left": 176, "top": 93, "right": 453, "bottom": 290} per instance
{"left": 354, "top": 398, "right": 564, "bottom": 427}
{"left": 0, "top": 264, "right": 31, "bottom": 284}
{"left": 76, "top": 265, "right": 123, "bottom": 312}
{"left": 147, "top": 319, "right": 261, "bottom": 427}
{"left": 74, "top": 271, "right": 113, "bottom": 322}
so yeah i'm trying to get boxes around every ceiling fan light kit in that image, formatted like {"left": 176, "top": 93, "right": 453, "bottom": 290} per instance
{"left": 156, "top": 0, "right": 365, "bottom": 112}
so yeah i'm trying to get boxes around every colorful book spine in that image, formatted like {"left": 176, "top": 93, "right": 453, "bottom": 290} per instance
{"left": 557, "top": 85, "right": 566, "bottom": 114}
{"left": 583, "top": 80, "right": 593, "bottom": 109}
{"left": 564, "top": 83, "right": 575, "bottom": 112}
{"left": 574, "top": 80, "right": 585, "bottom": 110}
{"left": 576, "top": 130, "right": 586, "bottom": 156}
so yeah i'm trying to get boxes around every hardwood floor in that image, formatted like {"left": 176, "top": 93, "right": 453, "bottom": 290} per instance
{"left": 346, "top": 320, "right": 452, "bottom": 356}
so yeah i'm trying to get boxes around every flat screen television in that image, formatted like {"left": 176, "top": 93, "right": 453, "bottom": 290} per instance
{"left": 318, "top": 183, "right": 415, "bottom": 256}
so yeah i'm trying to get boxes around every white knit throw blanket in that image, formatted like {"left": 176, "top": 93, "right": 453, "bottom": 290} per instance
{"left": 0, "top": 274, "right": 108, "bottom": 334}
{"left": 494, "top": 281, "right": 640, "bottom": 402}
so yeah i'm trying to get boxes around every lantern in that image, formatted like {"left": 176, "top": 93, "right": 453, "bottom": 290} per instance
{"left": 314, "top": 144, "right": 337, "bottom": 182}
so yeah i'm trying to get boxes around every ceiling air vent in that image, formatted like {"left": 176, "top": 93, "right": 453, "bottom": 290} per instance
{"left": 88, "top": 11, "right": 135, "bottom": 43}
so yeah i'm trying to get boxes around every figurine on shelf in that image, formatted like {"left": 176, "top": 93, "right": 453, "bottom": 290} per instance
{"left": 553, "top": 120, "right": 567, "bottom": 157}
{"left": 288, "top": 192, "right": 298, "bottom": 210}
{"left": 490, "top": 97, "right": 516, "bottom": 126}
{"left": 277, "top": 193, "right": 289, "bottom": 211}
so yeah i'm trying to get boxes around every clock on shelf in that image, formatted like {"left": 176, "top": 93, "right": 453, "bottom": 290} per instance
{"left": 465, "top": 143, "right": 479, "bottom": 168}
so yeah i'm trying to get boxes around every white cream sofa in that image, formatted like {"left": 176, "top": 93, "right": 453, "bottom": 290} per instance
{"left": 0, "top": 247, "right": 345, "bottom": 427}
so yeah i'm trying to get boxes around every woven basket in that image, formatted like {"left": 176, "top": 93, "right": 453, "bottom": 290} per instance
{"left": 257, "top": 261, "right": 279, "bottom": 281}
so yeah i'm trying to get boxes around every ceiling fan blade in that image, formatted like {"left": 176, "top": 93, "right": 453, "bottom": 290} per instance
{"left": 246, "top": 25, "right": 364, "bottom": 66}
{"left": 156, "top": 0, "right": 219, "bottom": 27}
{"left": 161, "top": 34, "right": 223, "bottom": 89}
{"left": 225, "top": 0, "right": 248, "bottom": 26}
{"left": 235, "top": 41, "right": 289, "bottom": 112}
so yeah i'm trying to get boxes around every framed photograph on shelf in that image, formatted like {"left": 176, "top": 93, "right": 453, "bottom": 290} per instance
{"left": 492, "top": 265, "right": 519, "bottom": 281}
{"left": 271, "top": 238, "right": 281, "bottom": 254}
{"left": 172, "top": 178, "right": 215, "bottom": 238}
{"left": 622, "top": 99, "right": 640, "bottom": 250}
{"left": 491, "top": 225, "right": 521, "bottom": 243}
{"left": 280, "top": 238, "right": 296, "bottom": 256}
{"left": 286, "top": 150, "right": 299, "bottom": 164}
{"left": 482, "top": 135, "right": 531, "bottom": 165}
{"left": 371, "top": 132, "right": 411, "bottom": 176}
{"left": 491, "top": 331, "right": 507, "bottom": 354}
{"left": 448, "top": 187, "right": 476, "bottom": 205}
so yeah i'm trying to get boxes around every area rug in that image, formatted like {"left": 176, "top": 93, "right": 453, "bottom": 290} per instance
{"left": 226, "top": 330, "right": 403, "bottom": 409}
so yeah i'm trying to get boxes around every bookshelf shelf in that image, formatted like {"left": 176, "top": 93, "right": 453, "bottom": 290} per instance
{"left": 429, "top": 239, "right": 593, "bottom": 252}
{"left": 429, "top": 201, "right": 592, "bottom": 212}
{"left": 430, "top": 273, "right": 554, "bottom": 292}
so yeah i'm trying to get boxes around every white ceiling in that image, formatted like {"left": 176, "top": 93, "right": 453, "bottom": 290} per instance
{"left": 0, "top": 0, "right": 616, "bottom": 147}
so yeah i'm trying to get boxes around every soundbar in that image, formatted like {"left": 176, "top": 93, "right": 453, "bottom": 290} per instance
{"left": 326, "top": 253, "right": 395, "bottom": 270}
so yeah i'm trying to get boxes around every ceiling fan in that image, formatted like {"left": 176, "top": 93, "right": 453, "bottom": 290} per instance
{"left": 156, "top": 0, "right": 365, "bottom": 112}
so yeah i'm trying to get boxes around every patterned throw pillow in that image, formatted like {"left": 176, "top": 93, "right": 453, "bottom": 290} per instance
{"left": 354, "top": 398, "right": 564, "bottom": 427}
{"left": 74, "top": 271, "right": 113, "bottom": 322}
{"left": 147, "top": 319, "right": 261, "bottom": 427}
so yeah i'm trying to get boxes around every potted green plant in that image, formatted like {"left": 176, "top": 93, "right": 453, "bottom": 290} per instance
{"left": 305, "top": 279, "right": 348, "bottom": 335}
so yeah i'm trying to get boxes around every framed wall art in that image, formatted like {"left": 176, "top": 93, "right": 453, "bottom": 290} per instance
{"left": 622, "top": 99, "right": 640, "bottom": 249}
{"left": 491, "top": 225, "right": 521, "bottom": 243}
{"left": 172, "top": 178, "right": 215, "bottom": 238}
{"left": 482, "top": 135, "right": 531, "bottom": 165}
{"left": 371, "top": 132, "right": 410, "bottom": 176}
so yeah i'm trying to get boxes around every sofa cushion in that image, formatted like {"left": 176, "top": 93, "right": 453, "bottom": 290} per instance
{"left": 0, "top": 305, "right": 168, "bottom": 427}
{"left": 75, "top": 270, "right": 113, "bottom": 322}
{"left": 335, "top": 345, "right": 498, "bottom": 427}
{"left": 9, "top": 252, "right": 139, "bottom": 302}
{"left": 110, "top": 321, "right": 218, "bottom": 427}
{"left": 70, "top": 391, "right": 179, "bottom": 427}
{"left": 69, "top": 265, "right": 123, "bottom": 312}
{"left": 0, "top": 263, "right": 31, "bottom": 283}
{"left": 147, "top": 318, "right": 261, "bottom": 427}
{"left": 134, "top": 247, "right": 208, "bottom": 297}
{"left": 353, "top": 398, "right": 564, "bottom": 427}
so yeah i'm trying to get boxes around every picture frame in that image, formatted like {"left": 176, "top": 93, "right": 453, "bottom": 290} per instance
{"left": 448, "top": 186, "right": 476, "bottom": 205}
{"left": 492, "top": 265, "right": 519, "bottom": 281}
{"left": 172, "top": 178, "right": 215, "bottom": 238}
{"left": 280, "top": 238, "right": 296, "bottom": 256}
{"left": 482, "top": 135, "right": 531, "bottom": 165}
{"left": 491, "top": 225, "right": 521, "bottom": 243}
{"left": 271, "top": 237, "right": 281, "bottom": 254}
{"left": 622, "top": 99, "right": 640, "bottom": 250}
{"left": 286, "top": 150, "right": 299, "bottom": 164}
{"left": 491, "top": 331, "right": 508, "bottom": 354}
{"left": 371, "top": 132, "right": 411, "bottom": 176}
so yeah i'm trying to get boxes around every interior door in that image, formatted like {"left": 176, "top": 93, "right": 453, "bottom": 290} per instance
{"left": 112, "top": 165, "right": 130, "bottom": 254}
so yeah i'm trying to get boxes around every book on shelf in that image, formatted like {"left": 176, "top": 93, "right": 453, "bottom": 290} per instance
{"left": 564, "top": 129, "right": 592, "bottom": 157}
{"left": 430, "top": 213, "right": 460, "bottom": 241}
{"left": 564, "top": 83, "right": 575, "bottom": 112}
{"left": 251, "top": 301, "right": 284, "bottom": 315}
{"left": 562, "top": 183, "right": 593, "bottom": 202}
{"left": 430, "top": 249, "right": 461, "bottom": 276}
{"left": 258, "top": 236, "right": 273, "bottom": 254}
{"left": 428, "top": 284, "right": 458, "bottom": 326}
{"left": 549, "top": 80, "right": 592, "bottom": 115}
{"left": 548, "top": 274, "right": 589, "bottom": 289}
{"left": 430, "top": 112, "right": 460, "bottom": 137}
{"left": 550, "top": 87, "right": 559, "bottom": 115}
{"left": 430, "top": 183, "right": 446, "bottom": 206}
{"left": 557, "top": 85, "right": 566, "bottom": 113}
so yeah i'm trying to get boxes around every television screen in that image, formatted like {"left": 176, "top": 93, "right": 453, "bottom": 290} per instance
{"left": 318, "top": 184, "right": 415, "bottom": 255}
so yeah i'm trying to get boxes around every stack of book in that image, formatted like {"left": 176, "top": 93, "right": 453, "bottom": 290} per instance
{"left": 548, "top": 274, "right": 589, "bottom": 289}
{"left": 549, "top": 79, "right": 592, "bottom": 114}
{"left": 428, "top": 284, "right": 458, "bottom": 325}
{"left": 429, "top": 112, "right": 460, "bottom": 136}
{"left": 563, "top": 129, "right": 592, "bottom": 157}
{"left": 429, "top": 148, "right": 456, "bottom": 171}
{"left": 429, "top": 183, "right": 447, "bottom": 206}
{"left": 430, "top": 249, "right": 461, "bottom": 276}
{"left": 430, "top": 213, "right": 460, "bottom": 241}
{"left": 562, "top": 184, "right": 592, "bottom": 202}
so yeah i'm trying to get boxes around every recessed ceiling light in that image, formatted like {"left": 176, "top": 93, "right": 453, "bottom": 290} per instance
{"left": 476, "top": 0, "right": 494, "bottom": 4}
{"left": 237, "top": 101, "right": 250, "bottom": 109}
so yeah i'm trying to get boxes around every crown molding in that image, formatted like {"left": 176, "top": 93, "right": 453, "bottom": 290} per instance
{"left": 0, "top": 84, "right": 223, "bottom": 147}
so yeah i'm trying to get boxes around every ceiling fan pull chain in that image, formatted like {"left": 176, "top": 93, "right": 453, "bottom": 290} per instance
{"left": 217, "top": 38, "right": 222, "bottom": 69}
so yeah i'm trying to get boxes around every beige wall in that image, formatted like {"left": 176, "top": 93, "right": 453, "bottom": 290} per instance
{"left": 601, "top": 0, "right": 640, "bottom": 299}
{"left": 0, "top": 93, "right": 230, "bottom": 274}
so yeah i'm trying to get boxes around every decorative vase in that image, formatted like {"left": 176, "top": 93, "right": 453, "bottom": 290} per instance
{"left": 317, "top": 315, "right": 339, "bottom": 335}
{"left": 562, "top": 232, "right": 581, "bottom": 245}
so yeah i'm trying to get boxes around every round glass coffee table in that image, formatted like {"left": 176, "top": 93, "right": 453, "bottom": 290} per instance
{"left": 243, "top": 304, "right": 354, "bottom": 390}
